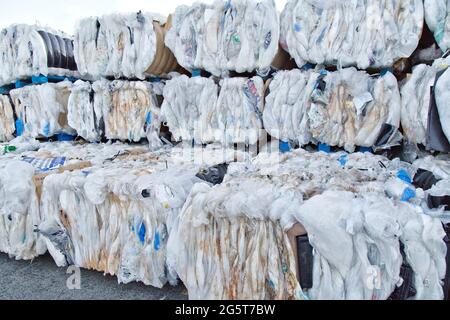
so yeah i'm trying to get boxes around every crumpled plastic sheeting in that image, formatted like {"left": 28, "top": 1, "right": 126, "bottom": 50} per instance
{"left": 0, "top": 95, "right": 15, "bottom": 142}
{"left": 9, "top": 81, "right": 75, "bottom": 138}
{"left": 434, "top": 66, "right": 450, "bottom": 142}
{"left": 280, "top": 0, "right": 424, "bottom": 69}
{"left": 74, "top": 12, "right": 164, "bottom": 80}
{"left": 89, "top": 80, "right": 161, "bottom": 148}
{"left": 401, "top": 57, "right": 450, "bottom": 145}
{"left": 165, "top": 0, "right": 279, "bottom": 76}
{"left": 0, "top": 141, "right": 145, "bottom": 260}
{"left": 425, "top": 0, "right": 450, "bottom": 52}
{"left": 264, "top": 68, "right": 401, "bottom": 152}
{"left": 38, "top": 146, "right": 241, "bottom": 287}
{"left": 0, "top": 24, "right": 77, "bottom": 86}
{"left": 161, "top": 75, "right": 218, "bottom": 143}
{"left": 67, "top": 80, "right": 100, "bottom": 142}
{"left": 170, "top": 149, "right": 447, "bottom": 300}
{"left": 161, "top": 75, "right": 265, "bottom": 145}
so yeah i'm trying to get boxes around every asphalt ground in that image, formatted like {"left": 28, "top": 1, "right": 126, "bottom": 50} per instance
{"left": 0, "top": 253, "right": 187, "bottom": 300}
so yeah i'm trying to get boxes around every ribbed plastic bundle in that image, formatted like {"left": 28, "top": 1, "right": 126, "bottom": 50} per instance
{"left": 165, "top": 0, "right": 280, "bottom": 76}
{"left": 280, "top": 0, "right": 424, "bottom": 69}
{"left": 0, "top": 24, "right": 78, "bottom": 86}
{"left": 74, "top": 12, "right": 178, "bottom": 80}
{"left": 0, "top": 95, "right": 15, "bottom": 142}
{"left": 264, "top": 68, "right": 402, "bottom": 152}
{"left": 9, "top": 81, "right": 75, "bottom": 138}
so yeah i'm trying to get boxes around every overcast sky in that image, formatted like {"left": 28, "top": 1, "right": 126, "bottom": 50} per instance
{"left": 0, "top": 0, "right": 288, "bottom": 34}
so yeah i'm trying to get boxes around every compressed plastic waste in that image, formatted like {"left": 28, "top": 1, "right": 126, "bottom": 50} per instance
{"left": 169, "top": 149, "right": 447, "bottom": 300}
{"left": 401, "top": 57, "right": 450, "bottom": 146}
{"left": 0, "top": 24, "right": 78, "bottom": 86}
{"left": 0, "top": 141, "right": 145, "bottom": 260}
{"left": 264, "top": 68, "right": 401, "bottom": 152}
{"left": 280, "top": 0, "right": 424, "bottom": 69}
{"left": 425, "top": 0, "right": 450, "bottom": 52}
{"left": 0, "top": 95, "right": 15, "bottom": 142}
{"left": 38, "top": 145, "right": 242, "bottom": 287}
{"left": 74, "top": 12, "right": 178, "bottom": 80}
{"left": 67, "top": 79, "right": 162, "bottom": 146}
{"left": 165, "top": 0, "right": 280, "bottom": 76}
{"left": 161, "top": 75, "right": 265, "bottom": 145}
{"left": 9, "top": 81, "right": 75, "bottom": 138}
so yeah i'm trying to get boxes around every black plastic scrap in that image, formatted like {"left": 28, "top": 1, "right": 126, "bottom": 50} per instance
{"left": 196, "top": 163, "right": 229, "bottom": 185}
{"left": 426, "top": 70, "right": 450, "bottom": 153}
{"left": 413, "top": 169, "right": 441, "bottom": 191}
{"left": 296, "top": 235, "right": 314, "bottom": 290}
{"left": 427, "top": 195, "right": 450, "bottom": 211}
{"left": 389, "top": 243, "right": 417, "bottom": 300}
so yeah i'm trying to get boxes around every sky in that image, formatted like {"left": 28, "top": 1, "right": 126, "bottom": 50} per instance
{"left": 0, "top": 0, "right": 288, "bottom": 34}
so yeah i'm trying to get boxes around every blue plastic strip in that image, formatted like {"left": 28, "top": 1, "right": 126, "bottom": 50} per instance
{"left": 191, "top": 70, "right": 201, "bottom": 77}
{"left": 56, "top": 133, "right": 77, "bottom": 141}
{"left": 279, "top": 141, "right": 291, "bottom": 153}
{"left": 359, "top": 146, "right": 373, "bottom": 153}
{"left": 154, "top": 231, "right": 161, "bottom": 252}
{"left": 15, "top": 119, "right": 24, "bottom": 136}
{"left": 397, "top": 169, "right": 412, "bottom": 184}
{"left": 318, "top": 143, "right": 331, "bottom": 153}
{"left": 138, "top": 223, "right": 146, "bottom": 245}
{"left": 15, "top": 80, "right": 28, "bottom": 89}
{"left": 31, "top": 75, "right": 49, "bottom": 84}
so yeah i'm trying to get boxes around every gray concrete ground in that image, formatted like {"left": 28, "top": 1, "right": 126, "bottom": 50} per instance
{"left": 0, "top": 253, "right": 187, "bottom": 300}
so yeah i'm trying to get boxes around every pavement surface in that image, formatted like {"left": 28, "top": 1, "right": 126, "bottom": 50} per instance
{"left": 0, "top": 253, "right": 187, "bottom": 300}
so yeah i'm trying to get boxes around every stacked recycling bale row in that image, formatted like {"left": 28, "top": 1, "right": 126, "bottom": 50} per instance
{"left": 0, "top": 0, "right": 449, "bottom": 302}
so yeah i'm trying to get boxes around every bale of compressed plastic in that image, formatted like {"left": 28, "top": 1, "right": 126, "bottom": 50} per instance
{"left": 74, "top": 12, "right": 178, "bottom": 80}
{"left": 264, "top": 68, "right": 402, "bottom": 152}
{"left": 0, "top": 141, "right": 138, "bottom": 260}
{"left": 0, "top": 24, "right": 78, "bottom": 86}
{"left": 425, "top": 0, "right": 450, "bottom": 53}
{"left": 280, "top": 0, "right": 424, "bottom": 69}
{"left": 169, "top": 149, "right": 447, "bottom": 300}
{"left": 91, "top": 80, "right": 162, "bottom": 146}
{"left": 0, "top": 95, "right": 15, "bottom": 142}
{"left": 9, "top": 81, "right": 75, "bottom": 138}
{"left": 161, "top": 75, "right": 265, "bottom": 145}
{"left": 165, "top": 0, "right": 280, "bottom": 76}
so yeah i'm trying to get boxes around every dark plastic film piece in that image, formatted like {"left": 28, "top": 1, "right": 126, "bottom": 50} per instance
{"left": 296, "top": 235, "right": 314, "bottom": 290}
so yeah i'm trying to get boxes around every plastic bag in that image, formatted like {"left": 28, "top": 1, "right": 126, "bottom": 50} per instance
{"left": 0, "top": 95, "right": 15, "bottom": 142}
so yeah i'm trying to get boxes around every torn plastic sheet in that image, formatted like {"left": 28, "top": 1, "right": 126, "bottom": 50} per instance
{"left": 0, "top": 24, "right": 78, "bottom": 86}
{"left": 74, "top": 12, "right": 177, "bottom": 80}
{"left": 165, "top": 0, "right": 280, "bottom": 76}
{"left": 169, "top": 149, "right": 447, "bottom": 300}
{"left": 9, "top": 81, "right": 75, "bottom": 138}
{"left": 280, "top": 0, "right": 424, "bottom": 69}
{"left": 161, "top": 75, "right": 265, "bottom": 145}
{"left": 264, "top": 68, "right": 401, "bottom": 152}
{"left": 0, "top": 95, "right": 15, "bottom": 142}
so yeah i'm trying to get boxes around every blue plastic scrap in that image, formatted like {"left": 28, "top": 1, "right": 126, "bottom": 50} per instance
{"left": 279, "top": 141, "right": 291, "bottom": 153}
{"left": 401, "top": 188, "right": 416, "bottom": 202}
{"left": 15, "top": 119, "right": 24, "bottom": 136}
{"left": 339, "top": 154, "right": 348, "bottom": 167}
{"left": 318, "top": 143, "right": 331, "bottom": 153}
{"left": 138, "top": 222, "right": 146, "bottom": 245}
{"left": 154, "top": 231, "right": 161, "bottom": 252}
{"left": 397, "top": 169, "right": 412, "bottom": 184}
